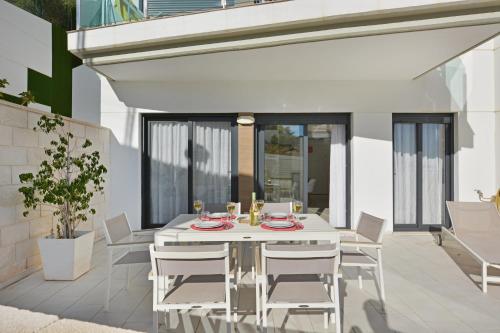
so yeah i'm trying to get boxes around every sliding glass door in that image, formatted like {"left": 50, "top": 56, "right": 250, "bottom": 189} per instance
{"left": 142, "top": 115, "right": 238, "bottom": 228}
{"left": 393, "top": 115, "right": 453, "bottom": 231}
{"left": 255, "top": 114, "right": 350, "bottom": 228}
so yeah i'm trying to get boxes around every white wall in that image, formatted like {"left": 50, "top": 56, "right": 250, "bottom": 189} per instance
{"left": 0, "top": 0, "right": 51, "bottom": 112}
{"left": 99, "top": 78, "right": 142, "bottom": 229}
{"left": 351, "top": 113, "right": 393, "bottom": 230}
{"left": 72, "top": 65, "right": 101, "bottom": 124}
{"left": 95, "top": 37, "right": 500, "bottom": 231}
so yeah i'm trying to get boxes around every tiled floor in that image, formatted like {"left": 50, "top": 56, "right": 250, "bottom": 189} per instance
{"left": 2, "top": 233, "right": 500, "bottom": 332}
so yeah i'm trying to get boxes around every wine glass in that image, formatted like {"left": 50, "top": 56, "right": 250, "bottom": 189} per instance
{"left": 226, "top": 202, "right": 236, "bottom": 223}
{"left": 255, "top": 200, "right": 265, "bottom": 221}
{"left": 193, "top": 200, "right": 203, "bottom": 217}
{"left": 293, "top": 200, "right": 303, "bottom": 220}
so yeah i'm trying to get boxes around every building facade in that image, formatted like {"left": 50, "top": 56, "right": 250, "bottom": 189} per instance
{"left": 68, "top": 0, "right": 500, "bottom": 233}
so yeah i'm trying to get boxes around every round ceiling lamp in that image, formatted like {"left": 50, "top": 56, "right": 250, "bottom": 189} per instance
{"left": 237, "top": 115, "right": 255, "bottom": 125}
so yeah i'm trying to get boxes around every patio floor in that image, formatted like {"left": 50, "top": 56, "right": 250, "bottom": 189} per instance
{"left": 2, "top": 233, "right": 500, "bottom": 333}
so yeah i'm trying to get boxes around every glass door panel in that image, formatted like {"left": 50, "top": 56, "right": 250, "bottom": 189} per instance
{"left": 193, "top": 121, "right": 232, "bottom": 212}
{"left": 148, "top": 121, "right": 189, "bottom": 225}
{"left": 143, "top": 115, "right": 237, "bottom": 228}
{"left": 263, "top": 125, "right": 305, "bottom": 203}
{"left": 393, "top": 115, "right": 452, "bottom": 231}
{"left": 393, "top": 124, "right": 417, "bottom": 226}
{"left": 422, "top": 124, "right": 445, "bottom": 225}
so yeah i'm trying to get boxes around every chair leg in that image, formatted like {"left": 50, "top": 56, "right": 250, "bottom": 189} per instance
{"left": 237, "top": 243, "right": 243, "bottom": 281}
{"left": 226, "top": 305, "right": 232, "bottom": 333}
{"left": 323, "top": 311, "right": 328, "bottom": 329}
{"left": 256, "top": 277, "right": 261, "bottom": 326}
{"left": 104, "top": 249, "right": 112, "bottom": 311}
{"left": 482, "top": 262, "right": 488, "bottom": 293}
{"left": 262, "top": 278, "right": 268, "bottom": 333}
{"left": 357, "top": 267, "right": 363, "bottom": 289}
{"left": 251, "top": 243, "right": 256, "bottom": 280}
{"left": 152, "top": 311, "right": 159, "bottom": 333}
{"left": 334, "top": 276, "right": 341, "bottom": 333}
{"left": 377, "top": 254, "right": 386, "bottom": 303}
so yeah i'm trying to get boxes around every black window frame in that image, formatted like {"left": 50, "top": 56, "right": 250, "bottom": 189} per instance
{"left": 392, "top": 113, "right": 454, "bottom": 232}
{"left": 141, "top": 113, "right": 239, "bottom": 229}
{"left": 254, "top": 113, "right": 351, "bottom": 228}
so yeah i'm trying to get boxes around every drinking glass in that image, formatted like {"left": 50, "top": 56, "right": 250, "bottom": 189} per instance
{"left": 226, "top": 202, "right": 236, "bottom": 223}
{"left": 193, "top": 200, "right": 203, "bottom": 217}
{"left": 293, "top": 200, "right": 303, "bottom": 219}
{"left": 255, "top": 200, "right": 265, "bottom": 221}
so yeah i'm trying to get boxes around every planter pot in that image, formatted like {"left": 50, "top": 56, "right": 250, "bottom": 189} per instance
{"left": 38, "top": 230, "right": 95, "bottom": 280}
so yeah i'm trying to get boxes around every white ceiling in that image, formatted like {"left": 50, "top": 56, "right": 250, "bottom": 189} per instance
{"left": 96, "top": 23, "right": 500, "bottom": 81}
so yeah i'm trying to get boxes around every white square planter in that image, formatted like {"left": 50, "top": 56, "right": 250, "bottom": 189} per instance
{"left": 38, "top": 230, "right": 95, "bottom": 280}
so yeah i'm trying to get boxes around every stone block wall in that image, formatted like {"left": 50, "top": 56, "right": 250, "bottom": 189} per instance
{"left": 0, "top": 100, "right": 110, "bottom": 288}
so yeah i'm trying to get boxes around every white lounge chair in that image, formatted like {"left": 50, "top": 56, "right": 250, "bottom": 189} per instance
{"left": 149, "top": 243, "right": 233, "bottom": 333}
{"left": 443, "top": 201, "right": 500, "bottom": 293}
{"left": 257, "top": 241, "right": 341, "bottom": 332}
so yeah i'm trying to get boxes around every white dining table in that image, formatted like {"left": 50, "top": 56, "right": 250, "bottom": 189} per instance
{"left": 154, "top": 213, "right": 339, "bottom": 245}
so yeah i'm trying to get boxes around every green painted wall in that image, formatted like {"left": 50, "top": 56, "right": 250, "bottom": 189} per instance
{"left": 1, "top": 24, "right": 81, "bottom": 117}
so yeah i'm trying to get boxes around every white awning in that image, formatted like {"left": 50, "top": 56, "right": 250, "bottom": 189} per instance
{"left": 69, "top": 0, "right": 500, "bottom": 81}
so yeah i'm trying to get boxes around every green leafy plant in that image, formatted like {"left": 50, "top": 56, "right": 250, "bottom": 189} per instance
{"left": 19, "top": 90, "right": 35, "bottom": 106}
{"left": 18, "top": 114, "right": 107, "bottom": 239}
{"left": 0, "top": 78, "right": 9, "bottom": 98}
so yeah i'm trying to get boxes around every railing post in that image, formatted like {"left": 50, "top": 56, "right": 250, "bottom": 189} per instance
{"left": 101, "top": 0, "right": 105, "bottom": 26}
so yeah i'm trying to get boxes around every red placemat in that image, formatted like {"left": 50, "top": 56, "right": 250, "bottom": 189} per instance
{"left": 260, "top": 222, "right": 304, "bottom": 231}
{"left": 191, "top": 222, "right": 234, "bottom": 231}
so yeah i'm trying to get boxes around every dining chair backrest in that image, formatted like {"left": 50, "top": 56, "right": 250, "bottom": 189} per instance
{"left": 262, "top": 243, "right": 340, "bottom": 276}
{"left": 104, "top": 213, "right": 132, "bottom": 245}
{"left": 261, "top": 202, "right": 292, "bottom": 214}
{"left": 356, "top": 212, "right": 386, "bottom": 243}
{"left": 150, "top": 244, "right": 229, "bottom": 277}
{"left": 204, "top": 202, "right": 241, "bottom": 215}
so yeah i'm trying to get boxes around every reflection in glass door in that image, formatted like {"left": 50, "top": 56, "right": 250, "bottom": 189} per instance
{"left": 263, "top": 125, "right": 305, "bottom": 203}
{"left": 393, "top": 115, "right": 452, "bottom": 231}
{"left": 256, "top": 115, "right": 350, "bottom": 227}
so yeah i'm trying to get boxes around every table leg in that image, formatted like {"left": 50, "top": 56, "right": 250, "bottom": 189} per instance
{"left": 254, "top": 242, "right": 261, "bottom": 276}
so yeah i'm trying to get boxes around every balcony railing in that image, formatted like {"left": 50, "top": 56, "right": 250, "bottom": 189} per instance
{"left": 77, "top": 0, "right": 277, "bottom": 29}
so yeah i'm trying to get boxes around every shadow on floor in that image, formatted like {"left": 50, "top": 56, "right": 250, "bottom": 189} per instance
{"left": 440, "top": 232, "right": 500, "bottom": 292}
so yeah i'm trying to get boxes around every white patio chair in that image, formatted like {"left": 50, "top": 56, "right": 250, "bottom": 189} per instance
{"left": 257, "top": 241, "right": 341, "bottom": 332}
{"left": 149, "top": 243, "right": 233, "bottom": 333}
{"left": 261, "top": 202, "right": 292, "bottom": 215}
{"left": 340, "top": 212, "right": 387, "bottom": 304}
{"left": 238, "top": 202, "right": 293, "bottom": 281}
{"left": 103, "top": 213, "right": 157, "bottom": 311}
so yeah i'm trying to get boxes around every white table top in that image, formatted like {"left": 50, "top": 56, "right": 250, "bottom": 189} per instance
{"left": 154, "top": 214, "right": 339, "bottom": 245}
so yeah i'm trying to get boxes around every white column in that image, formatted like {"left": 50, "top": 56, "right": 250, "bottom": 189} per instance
{"left": 351, "top": 113, "right": 393, "bottom": 231}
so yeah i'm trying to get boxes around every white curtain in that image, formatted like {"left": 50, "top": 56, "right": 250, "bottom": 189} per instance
{"left": 193, "top": 122, "right": 232, "bottom": 209}
{"left": 422, "top": 124, "right": 445, "bottom": 225}
{"left": 329, "top": 125, "right": 346, "bottom": 227}
{"left": 394, "top": 124, "right": 417, "bottom": 225}
{"left": 149, "top": 121, "right": 189, "bottom": 225}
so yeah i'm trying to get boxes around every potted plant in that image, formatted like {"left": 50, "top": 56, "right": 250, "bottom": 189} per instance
{"left": 18, "top": 115, "right": 107, "bottom": 280}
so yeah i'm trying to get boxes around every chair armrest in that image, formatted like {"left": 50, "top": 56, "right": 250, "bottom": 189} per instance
{"left": 107, "top": 240, "right": 152, "bottom": 248}
{"left": 338, "top": 229, "right": 357, "bottom": 236}
{"left": 133, "top": 228, "right": 161, "bottom": 235}
{"left": 341, "top": 241, "right": 382, "bottom": 249}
